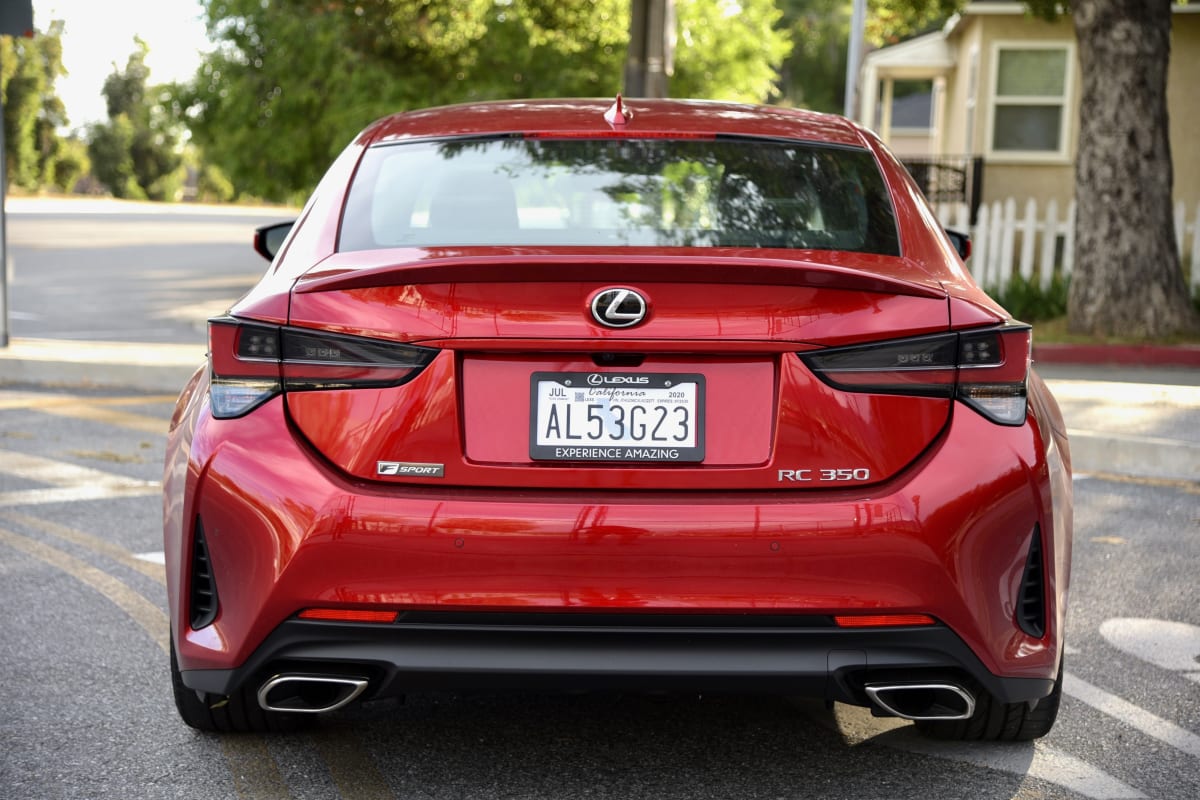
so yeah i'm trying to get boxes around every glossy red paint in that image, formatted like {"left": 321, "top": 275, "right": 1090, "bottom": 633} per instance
{"left": 166, "top": 99, "right": 1071, "bottom": 734}
{"left": 168, "top": 373, "right": 1060, "bottom": 681}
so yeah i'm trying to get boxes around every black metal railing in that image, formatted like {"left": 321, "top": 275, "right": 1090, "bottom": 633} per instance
{"left": 900, "top": 155, "right": 984, "bottom": 223}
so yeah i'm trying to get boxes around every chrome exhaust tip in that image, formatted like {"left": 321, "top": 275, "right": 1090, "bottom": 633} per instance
{"left": 257, "top": 674, "right": 369, "bottom": 714}
{"left": 864, "top": 682, "right": 976, "bottom": 721}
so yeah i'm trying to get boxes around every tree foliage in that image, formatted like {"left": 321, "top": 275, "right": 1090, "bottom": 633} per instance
{"left": 865, "top": 0, "right": 958, "bottom": 46}
{"left": 670, "top": 0, "right": 791, "bottom": 103}
{"left": 87, "top": 40, "right": 185, "bottom": 201}
{"left": 1, "top": 21, "right": 70, "bottom": 191}
{"left": 776, "top": 0, "right": 849, "bottom": 112}
{"left": 176, "top": 0, "right": 790, "bottom": 202}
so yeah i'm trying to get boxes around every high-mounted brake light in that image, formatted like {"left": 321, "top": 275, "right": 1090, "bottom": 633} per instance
{"left": 801, "top": 322, "right": 1032, "bottom": 426}
{"left": 207, "top": 317, "right": 437, "bottom": 419}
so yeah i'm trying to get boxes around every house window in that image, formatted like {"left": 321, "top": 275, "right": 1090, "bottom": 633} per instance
{"left": 989, "top": 44, "right": 1072, "bottom": 159}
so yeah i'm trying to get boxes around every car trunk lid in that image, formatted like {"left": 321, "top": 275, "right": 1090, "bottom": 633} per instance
{"left": 283, "top": 249, "right": 953, "bottom": 490}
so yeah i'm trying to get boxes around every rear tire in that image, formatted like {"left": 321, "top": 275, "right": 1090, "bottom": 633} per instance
{"left": 915, "top": 659, "right": 1063, "bottom": 741}
{"left": 170, "top": 634, "right": 306, "bottom": 733}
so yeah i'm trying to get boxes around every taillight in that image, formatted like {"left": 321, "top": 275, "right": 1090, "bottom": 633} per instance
{"left": 801, "top": 322, "right": 1032, "bottom": 426}
{"left": 207, "top": 316, "right": 437, "bottom": 419}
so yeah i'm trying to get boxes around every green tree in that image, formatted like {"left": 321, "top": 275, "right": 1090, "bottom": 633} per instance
{"left": 48, "top": 134, "right": 88, "bottom": 192}
{"left": 670, "top": 0, "right": 791, "bottom": 103}
{"left": 88, "top": 112, "right": 142, "bottom": 199}
{"left": 776, "top": 0, "right": 849, "bottom": 112}
{"left": 178, "top": 0, "right": 630, "bottom": 202}
{"left": 864, "top": 0, "right": 958, "bottom": 47}
{"left": 1, "top": 20, "right": 69, "bottom": 191}
{"left": 177, "top": 0, "right": 793, "bottom": 202}
{"left": 87, "top": 40, "right": 185, "bottom": 200}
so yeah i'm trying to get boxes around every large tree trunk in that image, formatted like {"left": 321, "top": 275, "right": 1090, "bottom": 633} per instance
{"left": 1067, "top": 0, "right": 1199, "bottom": 337}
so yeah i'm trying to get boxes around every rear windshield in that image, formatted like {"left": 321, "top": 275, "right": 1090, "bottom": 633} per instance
{"left": 338, "top": 136, "right": 900, "bottom": 255}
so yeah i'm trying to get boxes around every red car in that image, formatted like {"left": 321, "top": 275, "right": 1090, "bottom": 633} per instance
{"left": 164, "top": 98, "right": 1072, "bottom": 739}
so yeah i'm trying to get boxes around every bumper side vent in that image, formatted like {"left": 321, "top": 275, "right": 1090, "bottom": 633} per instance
{"left": 189, "top": 517, "right": 219, "bottom": 630}
{"left": 1016, "top": 525, "right": 1045, "bottom": 638}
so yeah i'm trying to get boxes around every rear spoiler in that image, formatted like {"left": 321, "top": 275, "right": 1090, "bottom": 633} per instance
{"left": 293, "top": 249, "right": 948, "bottom": 300}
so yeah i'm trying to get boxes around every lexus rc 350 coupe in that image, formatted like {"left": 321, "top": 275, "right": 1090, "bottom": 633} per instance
{"left": 164, "top": 98, "right": 1072, "bottom": 739}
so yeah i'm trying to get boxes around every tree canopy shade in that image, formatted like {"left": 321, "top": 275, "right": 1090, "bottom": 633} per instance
{"left": 176, "top": 0, "right": 790, "bottom": 203}
{"left": 0, "top": 21, "right": 82, "bottom": 192}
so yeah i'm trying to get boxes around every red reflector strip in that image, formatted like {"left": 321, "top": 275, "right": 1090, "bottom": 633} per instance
{"left": 833, "top": 614, "right": 936, "bottom": 628}
{"left": 299, "top": 609, "right": 399, "bottom": 624}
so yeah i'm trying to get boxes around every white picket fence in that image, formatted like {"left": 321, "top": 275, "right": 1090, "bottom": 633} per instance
{"left": 934, "top": 198, "right": 1200, "bottom": 296}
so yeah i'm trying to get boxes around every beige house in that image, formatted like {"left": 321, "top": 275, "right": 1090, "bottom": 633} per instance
{"left": 857, "top": 1, "right": 1200, "bottom": 211}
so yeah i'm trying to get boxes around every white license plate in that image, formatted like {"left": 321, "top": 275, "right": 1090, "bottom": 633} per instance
{"left": 530, "top": 372, "right": 705, "bottom": 462}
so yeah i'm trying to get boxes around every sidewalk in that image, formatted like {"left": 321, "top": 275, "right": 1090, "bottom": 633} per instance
{"left": 1, "top": 336, "right": 1197, "bottom": 483}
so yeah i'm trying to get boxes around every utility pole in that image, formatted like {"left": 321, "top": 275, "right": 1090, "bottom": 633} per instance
{"left": 624, "top": 0, "right": 673, "bottom": 99}
{"left": 844, "top": 0, "right": 867, "bottom": 120}
{"left": 0, "top": 0, "right": 35, "bottom": 348}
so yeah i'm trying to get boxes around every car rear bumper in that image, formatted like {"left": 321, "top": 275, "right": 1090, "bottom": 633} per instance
{"left": 180, "top": 614, "right": 1056, "bottom": 708}
{"left": 165, "top": 392, "right": 1069, "bottom": 695}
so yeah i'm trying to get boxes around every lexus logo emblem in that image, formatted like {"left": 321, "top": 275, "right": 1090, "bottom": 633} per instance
{"left": 590, "top": 288, "right": 648, "bottom": 328}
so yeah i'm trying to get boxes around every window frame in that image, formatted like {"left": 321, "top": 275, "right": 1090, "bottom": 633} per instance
{"left": 985, "top": 40, "right": 1075, "bottom": 163}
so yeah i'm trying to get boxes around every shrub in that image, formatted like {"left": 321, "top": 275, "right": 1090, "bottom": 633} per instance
{"left": 987, "top": 274, "right": 1069, "bottom": 322}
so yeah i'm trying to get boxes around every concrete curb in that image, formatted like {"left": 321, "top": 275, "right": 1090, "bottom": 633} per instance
{"left": 1034, "top": 343, "right": 1200, "bottom": 368}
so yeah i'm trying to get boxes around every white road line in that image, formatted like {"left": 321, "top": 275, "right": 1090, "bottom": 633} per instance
{"left": 0, "top": 485, "right": 161, "bottom": 507}
{"left": 1099, "top": 618, "right": 1200, "bottom": 673}
{"left": 1065, "top": 671, "right": 1200, "bottom": 759}
{"left": 135, "top": 551, "right": 166, "bottom": 565}
{"left": 825, "top": 703, "right": 1146, "bottom": 799}
{"left": 894, "top": 737, "right": 1146, "bottom": 799}
{"left": 0, "top": 449, "right": 159, "bottom": 507}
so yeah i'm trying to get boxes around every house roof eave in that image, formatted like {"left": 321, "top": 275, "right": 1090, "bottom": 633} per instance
{"left": 861, "top": 30, "right": 956, "bottom": 77}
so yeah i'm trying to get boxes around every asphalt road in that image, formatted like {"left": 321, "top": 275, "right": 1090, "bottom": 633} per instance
{"left": 5, "top": 198, "right": 292, "bottom": 345}
{"left": 1, "top": 198, "right": 1197, "bottom": 799}
{"left": 0, "top": 386, "right": 1197, "bottom": 799}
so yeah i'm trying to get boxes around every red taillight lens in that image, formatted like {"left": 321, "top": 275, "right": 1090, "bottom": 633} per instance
{"left": 801, "top": 322, "right": 1032, "bottom": 425}
{"left": 955, "top": 325, "right": 1031, "bottom": 425}
{"left": 207, "top": 317, "right": 438, "bottom": 419}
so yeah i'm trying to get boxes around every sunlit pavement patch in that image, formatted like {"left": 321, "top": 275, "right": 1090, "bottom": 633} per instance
{"left": 824, "top": 703, "right": 1145, "bottom": 800}
{"left": 1100, "top": 618, "right": 1200, "bottom": 686}
{"left": 0, "top": 448, "right": 160, "bottom": 507}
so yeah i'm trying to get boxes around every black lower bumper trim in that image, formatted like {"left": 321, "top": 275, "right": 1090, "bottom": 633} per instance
{"left": 181, "top": 618, "right": 1054, "bottom": 708}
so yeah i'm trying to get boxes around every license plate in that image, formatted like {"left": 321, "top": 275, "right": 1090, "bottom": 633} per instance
{"left": 530, "top": 372, "right": 705, "bottom": 462}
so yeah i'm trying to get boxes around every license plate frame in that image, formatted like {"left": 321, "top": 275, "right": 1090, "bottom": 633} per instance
{"left": 529, "top": 372, "right": 706, "bottom": 463}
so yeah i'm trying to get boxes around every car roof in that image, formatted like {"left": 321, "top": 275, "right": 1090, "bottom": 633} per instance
{"left": 359, "top": 98, "right": 871, "bottom": 149}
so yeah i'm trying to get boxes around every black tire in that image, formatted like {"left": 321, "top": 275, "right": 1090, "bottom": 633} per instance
{"left": 170, "top": 635, "right": 306, "bottom": 733}
{"left": 915, "top": 659, "right": 1063, "bottom": 742}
